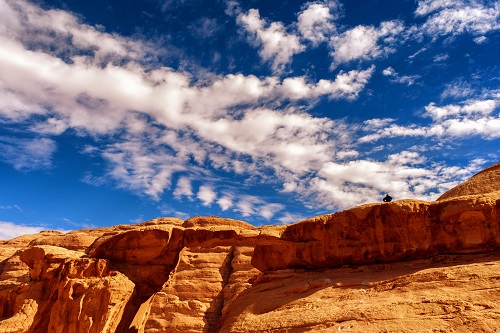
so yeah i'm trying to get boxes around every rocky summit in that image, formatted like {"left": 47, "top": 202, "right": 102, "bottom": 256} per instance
{"left": 1, "top": 163, "right": 500, "bottom": 333}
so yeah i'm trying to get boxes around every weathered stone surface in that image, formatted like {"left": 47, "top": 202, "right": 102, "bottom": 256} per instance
{"left": 251, "top": 194, "right": 500, "bottom": 271}
{"left": 219, "top": 252, "right": 500, "bottom": 332}
{"left": 0, "top": 163, "right": 499, "bottom": 332}
{"left": 438, "top": 162, "right": 500, "bottom": 200}
{"left": 1, "top": 246, "right": 134, "bottom": 333}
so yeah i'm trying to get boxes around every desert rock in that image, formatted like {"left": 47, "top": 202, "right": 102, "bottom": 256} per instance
{"left": 0, "top": 162, "right": 499, "bottom": 332}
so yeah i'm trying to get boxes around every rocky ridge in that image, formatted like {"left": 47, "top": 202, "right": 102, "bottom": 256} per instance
{"left": 0, "top": 162, "right": 500, "bottom": 332}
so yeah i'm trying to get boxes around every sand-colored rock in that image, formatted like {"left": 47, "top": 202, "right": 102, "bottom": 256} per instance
{"left": 251, "top": 194, "right": 500, "bottom": 271}
{"left": 219, "top": 252, "right": 500, "bottom": 332}
{"left": 1, "top": 246, "right": 134, "bottom": 333}
{"left": 438, "top": 162, "right": 500, "bottom": 200}
{"left": 1, "top": 163, "right": 500, "bottom": 332}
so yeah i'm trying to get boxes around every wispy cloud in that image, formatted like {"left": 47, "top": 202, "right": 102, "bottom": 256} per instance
{"left": 0, "top": 204, "right": 23, "bottom": 213}
{"left": 173, "top": 177, "right": 194, "bottom": 200}
{"left": 416, "top": 0, "right": 500, "bottom": 37}
{"left": 360, "top": 96, "right": 499, "bottom": 142}
{"left": 382, "top": 67, "right": 421, "bottom": 86}
{"left": 0, "top": 136, "right": 56, "bottom": 171}
{"left": 278, "top": 212, "right": 307, "bottom": 224}
{"left": 0, "top": 221, "right": 44, "bottom": 240}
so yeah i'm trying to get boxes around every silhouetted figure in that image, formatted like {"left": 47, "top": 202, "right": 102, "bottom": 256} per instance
{"left": 383, "top": 194, "right": 392, "bottom": 202}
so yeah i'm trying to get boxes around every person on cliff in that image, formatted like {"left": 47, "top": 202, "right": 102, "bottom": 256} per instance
{"left": 383, "top": 194, "right": 392, "bottom": 202}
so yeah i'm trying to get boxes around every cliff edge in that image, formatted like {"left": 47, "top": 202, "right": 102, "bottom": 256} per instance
{"left": 1, "top": 163, "right": 499, "bottom": 332}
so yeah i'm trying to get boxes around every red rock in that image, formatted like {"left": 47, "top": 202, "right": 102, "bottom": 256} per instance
{"left": 0, "top": 163, "right": 499, "bottom": 332}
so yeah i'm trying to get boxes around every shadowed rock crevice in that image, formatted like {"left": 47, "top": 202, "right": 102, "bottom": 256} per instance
{"left": 90, "top": 228, "right": 185, "bottom": 333}
{"left": 206, "top": 246, "right": 234, "bottom": 333}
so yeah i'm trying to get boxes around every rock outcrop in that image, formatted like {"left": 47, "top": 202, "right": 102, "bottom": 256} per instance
{"left": 438, "top": 162, "right": 500, "bottom": 200}
{"left": 1, "top": 162, "right": 500, "bottom": 332}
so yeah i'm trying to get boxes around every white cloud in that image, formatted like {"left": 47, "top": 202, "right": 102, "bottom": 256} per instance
{"left": 415, "top": 0, "right": 459, "bottom": 16}
{"left": 0, "top": 0, "right": 149, "bottom": 65}
{"left": 0, "top": 205, "right": 23, "bottom": 212}
{"left": 277, "top": 212, "right": 306, "bottom": 224}
{"left": 279, "top": 66, "right": 375, "bottom": 100}
{"left": 197, "top": 185, "right": 217, "bottom": 206}
{"left": 0, "top": 137, "right": 56, "bottom": 171}
{"left": 440, "top": 80, "right": 474, "bottom": 99}
{"left": 433, "top": 53, "right": 449, "bottom": 62}
{"left": 309, "top": 152, "right": 487, "bottom": 209}
{"left": 1, "top": 0, "right": 494, "bottom": 220}
{"left": 237, "top": 8, "right": 304, "bottom": 72}
{"left": 0, "top": 22, "right": 373, "bottom": 200}
{"left": 217, "top": 195, "right": 234, "bottom": 211}
{"left": 101, "top": 137, "right": 187, "bottom": 199}
{"left": 233, "top": 195, "right": 284, "bottom": 218}
{"left": 235, "top": 197, "right": 257, "bottom": 217}
{"left": 158, "top": 203, "right": 190, "bottom": 220}
{"left": 382, "top": 66, "right": 420, "bottom": 86}
{"left": 473, "top": 35, "right": 488, "bottom": 44}
{"left": 0, "top": 221, "right": 45, "bottom": 240}
{"left": 360, "top": 97, "right": 499, "bottom": 142}
{"left": 173, "top": 177, "right": 193, "bottom": 199}
{"left": 417, "top": 0, "right": 500, "bottom": 37}
{"left": 329, "top": 20, "right": 405, "bottom": 68}
{"left": 258, "top": 203, "right": 285, "bottom": 220}
{"left": 426, "top": 99, "right": 497, "bottom": 120}
{"left": 297, "top": 1, "right": 341, "bottom": 45}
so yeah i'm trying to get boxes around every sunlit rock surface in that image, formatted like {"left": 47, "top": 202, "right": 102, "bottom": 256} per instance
{"left": 1, "top": 162, "right": 499, "bottom": 332}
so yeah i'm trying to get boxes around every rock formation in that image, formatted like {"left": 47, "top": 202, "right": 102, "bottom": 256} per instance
{"left": 1, "top": 162, "right": 500, "bottom": 332}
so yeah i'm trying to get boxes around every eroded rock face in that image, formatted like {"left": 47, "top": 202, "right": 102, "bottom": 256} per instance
{"left": 0, "top": 246, "right": 134, "bottom": 333}
{"left": 438, "top": 162, "right": 500, "bottom": 200}
{"left": 251, "top": 195, "right": 500, "bottom": 271}
{"left": 1, "top": 166, "right": 500, "bottom": 333}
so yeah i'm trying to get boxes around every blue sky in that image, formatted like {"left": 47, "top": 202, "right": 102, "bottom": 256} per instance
{"left": 0, "top": 0, "right": 499, "bottom": 238}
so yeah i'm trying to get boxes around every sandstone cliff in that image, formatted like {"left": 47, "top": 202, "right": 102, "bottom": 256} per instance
{"left": 1, "top": 162, "right": 500, "bottom": 332}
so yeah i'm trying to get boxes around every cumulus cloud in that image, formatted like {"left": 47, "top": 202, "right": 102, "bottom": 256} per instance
{"left": 237, "top": 8, "right": 304, "bottom": 72}
{"left": 0, "top": 0, "right": 374, "bottom": 204}
{"left": 433, "top": 53, "right": 449, "bottom": 62}
{"left": 0, "top": 221, "right": 45, "bottom": 240}
{"left": 329, "top": 20, "right": 405, "bottom": 68}
{"left": 235, "top": 196, "right": 258, "bottom": 217}
{"left": 474, "top": 36, "right": 488, "bottom": 44}
{"left": 101, "top": 137, "right": 188, "bottom": 199}
{"left": 217, "top": 195, "right": 234, "bottom": 211}
{"left": 197, "top": 185, "right": 217, "bottom": 206}
{"left": 1, "top": 0, "right": 494, "bottom": 219}
{"left": 417, "top": 0, "right": 500, "bottom": 37}
{"left": 297, "top": 1, "right": 341, "bottom": 45}
{"left": 223, "top": 196, "right": 280, "bottom": 219}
